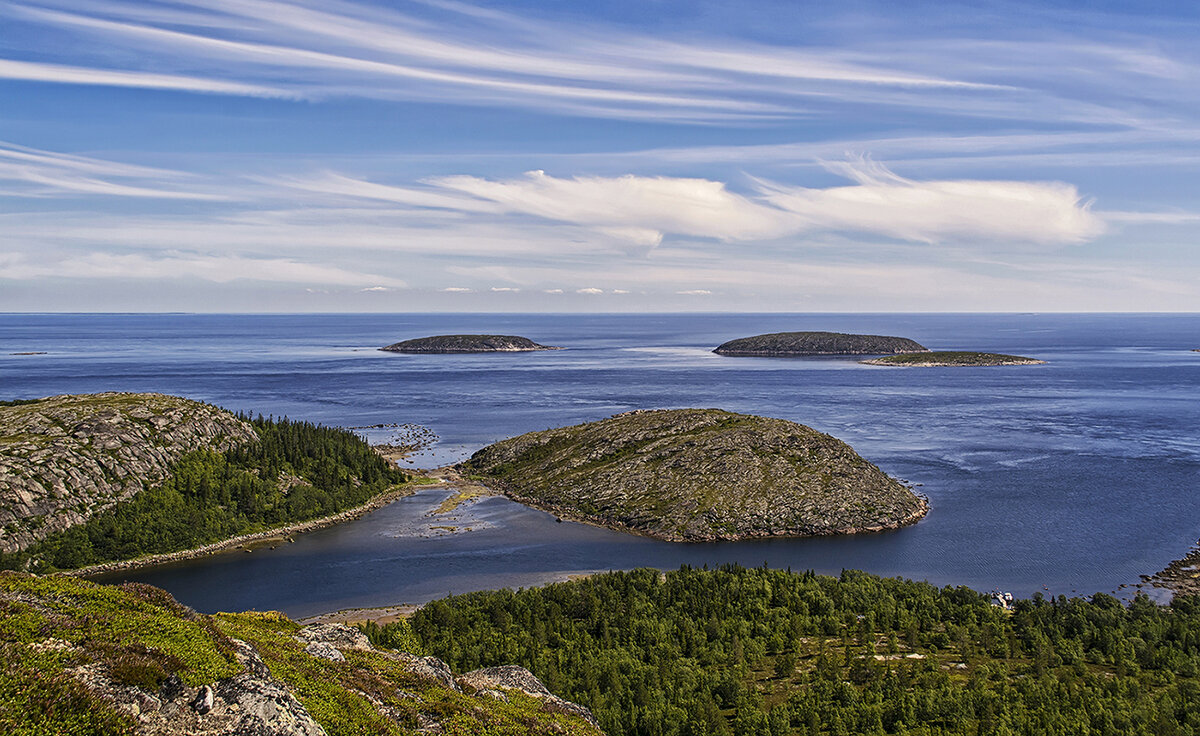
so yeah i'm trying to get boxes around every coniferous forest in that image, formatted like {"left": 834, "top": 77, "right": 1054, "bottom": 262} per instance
{"left": 2, "top": 416, "right": 408, "bottom": 572}
{"left": 400, "top": 565, "right": 1199, "bottom": 736}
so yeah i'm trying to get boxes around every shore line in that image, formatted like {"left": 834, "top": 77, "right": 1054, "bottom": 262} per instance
{"left": 64, "top": 481, "right": 431, "bottom": 579}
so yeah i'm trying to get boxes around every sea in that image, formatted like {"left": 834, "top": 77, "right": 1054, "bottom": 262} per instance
{"left": 2, "top": 313, "right": 1198, "bottom": 618}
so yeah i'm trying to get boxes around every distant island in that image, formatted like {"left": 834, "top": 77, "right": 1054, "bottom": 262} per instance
{"left": 380, "top": 334, "right": 562, "bottom": 353}
{"left": 862, "top": 351, "right": 1046, "bottom": 367}
{"left": 714, "top": 331, "right": 928, "bottom": 356}
{"left": 462, "top": 408, "right": 928, "bottom": 541}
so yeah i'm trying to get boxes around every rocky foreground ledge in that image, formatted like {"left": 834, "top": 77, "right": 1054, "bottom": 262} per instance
{"left": 0, "top": 573, "right": 603, "bottom": 735}
{"left": 463, "top": 408, "right": 928, "bottom": 542}
{"left": 714, "top": 331, "right": 928, "bottom": 356}
{"left": 380, "top": 334, "right": 562, "bottom": 353}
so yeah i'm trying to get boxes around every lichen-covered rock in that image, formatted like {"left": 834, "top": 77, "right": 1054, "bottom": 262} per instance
{"left": 0, "top": 573, "right": 604, "bottom": 736}
{"left": 0, "top": 393, "right": 258, "bottom": 552}
{"left": 459, "top": 665, "right": 601, "bottom": 728}
{"left": 714, "top": 331, "right": 928, "bottom": 356}
{"left": 464, "top": 408, "right": 927, "bottom": 541}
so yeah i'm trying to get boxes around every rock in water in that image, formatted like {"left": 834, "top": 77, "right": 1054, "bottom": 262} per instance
{"left": 463, "top": 408, "right": 928, "bottom": 541}
{"left": 379, "top": 334, "right": 561, "bottom": 353}
{"left": 714, "top": 331, "right": 928, "bottom": 356}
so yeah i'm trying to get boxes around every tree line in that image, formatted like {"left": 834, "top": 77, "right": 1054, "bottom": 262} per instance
{"left": 390, "top": 565, "right": 1199, "bottom": 736}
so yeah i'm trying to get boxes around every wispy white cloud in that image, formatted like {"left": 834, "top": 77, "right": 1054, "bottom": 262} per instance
{"left": 676, "top": 289, "right": 712, "bottom": 295}
{"left": 0, "top": 58, "right": 293, "bottom": 97}
{"left": 13, "top": 0, "right": 1179, "bottom": 125}
{"left": 0, "top": 141, "right": 228, "bottom": 200}
{"left": 576, "top": 287, "right": 604, "bottom": 295}
{"left": 0, "top": 251, "right": 405, "bottom": 286}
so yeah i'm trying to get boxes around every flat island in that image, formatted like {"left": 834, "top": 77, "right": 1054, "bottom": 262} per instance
{"left": 862, "top": 351, "right": 1045, "bottom": 367}
{"left": 462, "top": 408, "right": 928, "bottom": 541}
{"left": 714, "top": 331, "right": 928, "bottom": 356}
{"left": 380, "top": 334, "right": 561, "bottom": 353}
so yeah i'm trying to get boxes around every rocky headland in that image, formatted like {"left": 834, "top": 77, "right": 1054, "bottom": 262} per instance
{"left": 861, "top": 351, "right": 1046, "bottom": 367}
{"left": 380, "top": 335, "right": 561, "bottom": 353}
{"left": 462, "top": 408, "right": 928, "bottom": 542}
{"left": 0, "top": 393, "right": 257, "bottom": 554}
{"left": 0, "top": 572, "right": 602, "bottom": 735}
{"left": 714, "top": 331, "right": 928, "bottom": 356}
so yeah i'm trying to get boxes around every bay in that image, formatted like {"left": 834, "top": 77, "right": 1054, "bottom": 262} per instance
{"left": 2, "top": 313, "right": 1198, "bottom": 617}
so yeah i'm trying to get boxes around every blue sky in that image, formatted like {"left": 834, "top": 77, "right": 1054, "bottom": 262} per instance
{"left": 2, "top": 0, "right": 1199, "bottom": 311}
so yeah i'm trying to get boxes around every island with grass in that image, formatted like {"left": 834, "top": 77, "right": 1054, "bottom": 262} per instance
{"left": 380, "top": 334, "right": 561, "bottom": 353}
{"left": 462, "top": 408, "right": 927, "bottom": 541}
{"left": 862, "top": 351, "right": 1046, "bottom": 367}
{"left": 713, "top": 331, "right": 928, "bottom": 356}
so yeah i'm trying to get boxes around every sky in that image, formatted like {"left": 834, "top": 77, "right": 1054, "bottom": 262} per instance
{"left": 2, "top": 0, "right": 1200, "bottom": 312}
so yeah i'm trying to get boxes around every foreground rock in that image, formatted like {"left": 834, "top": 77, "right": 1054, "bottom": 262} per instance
{"left": 0, "top": 572, "right": 603, "bottom": 735}
{"left": 380, "top": 334, "right": 561, "bottom": 353}
{"left": 0, "top": 393, "right": 257, "bottom": 553}
{"left": 463, "top": 408, "right": 927, "bottom": 541}
{"left": 862, "top": 351, "right": 1046, "bottom": 367}
{"left": 714, "top": 331, "right": 928, "bottom": 356}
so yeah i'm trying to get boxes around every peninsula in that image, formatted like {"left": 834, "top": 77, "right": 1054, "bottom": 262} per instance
{"left": 462, "top": 408, "right": 927, "bottom": 541}
{"left": 380, "top": 334, "right": 561, "bottom": 353}
{"left": 862, "top": 351, "right": 1046, "bottom": 367}
{"left": 714, "top": 331, "right": 928, "bottom": 356}
{"left": 0, "top": 392, "right": 409, "bottom": 572}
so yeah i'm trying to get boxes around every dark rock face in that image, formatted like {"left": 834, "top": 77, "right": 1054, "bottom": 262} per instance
{"left": 0, "top": 393, "right": 258, "bottom": 553}
{"left": 464, "top": 408, "right": 928, "bottom": 542}
{"left": 380, "top": 335, "right": 561, "bottom": 353}
{"left": 714, "top": 331, "right": 928, "bottom": 356}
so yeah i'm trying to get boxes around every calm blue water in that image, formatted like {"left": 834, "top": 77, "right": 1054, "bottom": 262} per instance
{"left": 2, "top": 313, "right": 1199, "bottom": 616}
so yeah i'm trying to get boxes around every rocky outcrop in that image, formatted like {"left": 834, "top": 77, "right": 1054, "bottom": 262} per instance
{"left": 0, "top": 573, "right": 604, "bottom": 736}
{"left": 714, "top": 331, "right": 928, "bottom": 356}
{"left": 862, "top": 351, "right": 1045, "bottom": 367}
{"left": 458, "top": 665, "right": 602, "bottom": 728}
{"left": 463, "top": 408, "right": 928, "bottom": 541}
{"left": 0, "top": 393, "right": 258, "bottom": 553}
{"left": 380, "top": 335, "right": 562, "bottom": 353}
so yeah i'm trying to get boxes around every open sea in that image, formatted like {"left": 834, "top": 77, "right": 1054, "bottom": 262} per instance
{"left": 2, "top": 313, "right": 1198, "bottom": 617}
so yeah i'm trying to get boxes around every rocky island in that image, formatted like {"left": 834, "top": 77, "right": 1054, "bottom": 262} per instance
{"left": 462, "top": 408, "right": 928, "bottom": 541}
{"left": 714, "top": 331, "right": 928, "bottom": 356}
{"left": 862, "top": 351, "right": 1046, "bottom": 367}
{"left": 380, "top": 335, "right": 561, "bottom": 353}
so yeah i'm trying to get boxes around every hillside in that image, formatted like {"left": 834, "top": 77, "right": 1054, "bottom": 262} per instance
{"left": 714, "top": 331, "right": 928, "bottom": 356}
{"left": 462, "top": 408, "right": 927, "bottom": 541}
{"left": 0, "top": 393, "right": 257, "bottom": 553}
{"left": 380, "top": 335, "right": 561, "bottom": 353}
{"left": 0, "top": 393, "right": 409, "bottom": 572}
{"left": 409, "top": 565, "right": 1200, "bottom": 736}
{"left": 0, "top": 572, "right": 602, "bottom": 736}
{"left": 862, "top": 351, "right": 1046, "bottom": 367}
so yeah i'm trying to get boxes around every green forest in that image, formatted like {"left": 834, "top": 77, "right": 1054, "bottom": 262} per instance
{"left": 2, "top": 416, "right": 408, "bottom": 571}
{"left": 395, "top": 565, "right": 1199, "bottom": 736}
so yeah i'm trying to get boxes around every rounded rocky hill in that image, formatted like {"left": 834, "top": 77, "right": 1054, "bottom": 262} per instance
{"left": 380, "top": 334, "right": 561, "bottom": 353}
{"left": 714, "top": 331, "right": 928, "bottom": 356}
{"left": 0, "top": 393, "right": 258, "bottom": 553}
{"left": 463, "top": 408, "right": 928, "bottom": 541}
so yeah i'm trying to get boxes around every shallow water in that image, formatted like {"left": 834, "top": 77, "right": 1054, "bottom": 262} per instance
{"left": 3, "top": 313, "right": 1199, "bottom": 615}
